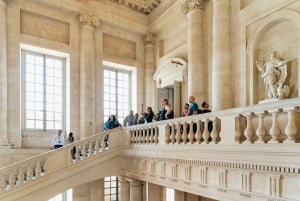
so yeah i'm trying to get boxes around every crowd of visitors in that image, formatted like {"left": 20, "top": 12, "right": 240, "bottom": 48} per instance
{"left": 102, "top": 96, "right": 211, "bottom": 132}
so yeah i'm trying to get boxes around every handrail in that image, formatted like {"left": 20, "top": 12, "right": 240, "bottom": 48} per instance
{"left": 0, "top": 128, "right": 127, "bottom": 192}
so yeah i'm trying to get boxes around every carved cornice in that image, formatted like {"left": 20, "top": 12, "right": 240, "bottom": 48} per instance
{"left": 99, "top": 0, "right": 161, "bottom": 15}
{"left": 78, "top": 12, "right": 100, "bottom": 28}
{"left": 144, "top": 32, "right": 155, "bottom": 46}
{"left": 182, "top": 0, "right": 205, "bottom": 15}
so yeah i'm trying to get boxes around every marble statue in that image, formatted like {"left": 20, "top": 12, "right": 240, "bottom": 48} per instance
{"left": 256, "top": 51, "right": 290, "bottom": 99}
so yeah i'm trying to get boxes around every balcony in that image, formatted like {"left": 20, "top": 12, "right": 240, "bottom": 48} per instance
{"left": 0, "top": 98, "right": 299, "bottom": 201}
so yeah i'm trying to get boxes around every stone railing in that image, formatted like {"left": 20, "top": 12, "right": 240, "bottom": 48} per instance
{"left": 0, "top": 128, "right": 124, "bottom": 192}
{"left": 126, "top": 98, "right": 300, "bottom": 146}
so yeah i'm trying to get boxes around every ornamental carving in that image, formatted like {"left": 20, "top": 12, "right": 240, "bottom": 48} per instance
{"left": 78, "top": 12, "right": 100, "bottom": 28}
{"left": 182, "top": 0, "right": 205, "bottom": 15}
{"left": 144, "top": 32, "right": 155, "bottom": 46}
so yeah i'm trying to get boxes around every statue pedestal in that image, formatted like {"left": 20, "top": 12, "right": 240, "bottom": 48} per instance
{"left": 258, "top": 98, "right": 281, "bottom": 104}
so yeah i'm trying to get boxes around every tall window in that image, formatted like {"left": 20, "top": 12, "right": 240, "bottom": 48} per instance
{"left": 103, "top": 68, "right": 131, "bottom": 123}
{"left": 22, "top": 50, "right": 65, "bottom": 130}
{"left": 104, "top": 176, "right": 120, "bottom": 201}
{"left": 166, "top": 188, "right": 174, "bottom": 201}
{"left": 48, "top": 189, "right": 72, "bottom": 201}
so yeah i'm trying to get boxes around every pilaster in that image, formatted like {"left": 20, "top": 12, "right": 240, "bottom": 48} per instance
{"left": 129, "top": 179, "right": 143, "bottom": 201}
{"left": 0, "top": 0, "right": 9, "bottom": 147}
{"left": 78, "top": 12, "right": 100, "bottom": 139}
{"left": 119, "top": 176, "right": 130, "bottom": 201}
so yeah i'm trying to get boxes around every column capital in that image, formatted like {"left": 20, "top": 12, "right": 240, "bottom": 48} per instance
{"left": 78, "top": 12, "right": 100, "bottom": 29}
{"left": 144, "top": 32, "right": 155, "bottom": 46}
{"left": 182, "top": 0, "right": 205, "bottom": 15}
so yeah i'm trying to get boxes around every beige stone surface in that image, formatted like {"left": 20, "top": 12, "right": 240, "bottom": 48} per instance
{"left": 0, "top": 0, "right": 300, "bottom": 200}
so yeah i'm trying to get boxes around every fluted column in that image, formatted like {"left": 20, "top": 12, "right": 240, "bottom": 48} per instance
{"left": 211, "top": 0, "right": 233, "bottom": 111}
{"left": 144, "top": 32, "right": 156, "bottom": 109}
{"left": 78, "top": 12, "right": 100, "bottom": 139}
{"left": 130, "top": 179, "right": 143, "bottom": 201}
{"left": 182, "top": 0, "right": 207, "bottom": 100}
{"left": 0, "top": 0, "right": 9, "bottom": 146}
{"left": 119, "top": 176, "right": 130, "bottom": 201}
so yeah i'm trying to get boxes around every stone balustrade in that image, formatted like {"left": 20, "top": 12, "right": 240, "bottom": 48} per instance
{"left": 0, "top": 129, "right": 121, "bottom": 192}
{"left": 0, "top": 98, "right": 300, "bottom": 201}
{"left": 0, "top": 158, "right": 46, "bottom": 191}
{"left": 126, "top": 97, "right": 300, "bottom": 146}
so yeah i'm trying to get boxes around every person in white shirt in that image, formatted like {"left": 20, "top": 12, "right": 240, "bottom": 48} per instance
{"left": 51, "top": 129, "right": 65, "bottom": 149}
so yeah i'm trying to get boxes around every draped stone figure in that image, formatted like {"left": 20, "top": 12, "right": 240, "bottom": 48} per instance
{"left": 256, "top": 51, "right": 290, "bottom": 99}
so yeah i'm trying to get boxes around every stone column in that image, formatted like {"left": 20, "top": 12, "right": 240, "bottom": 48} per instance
{"left": 119, "top": 176, "right": 130, "bottom": 201}
{"left": 144, "top": 32, "right": 156, "bottom": 109}
{"left": 0, "top": 0, "right": 9, "bottom": 146}
{"left": 129, "top": 179, "right": 143, "bottom": 201}
{"left": 182, "top": 0, "right": 207, "bottom": 101}
{"left": 78, "top": 12, "right": 100, "bottom": 139}
{"left": 211, "top": 0, "right": 233, "bottom": 111}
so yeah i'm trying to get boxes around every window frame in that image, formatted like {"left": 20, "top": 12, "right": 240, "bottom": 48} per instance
{"left": 21, "top": 49, "right": 66, "bottom": 132}
{"left": 103, "top": 66, "right": 132, "bottom": 124}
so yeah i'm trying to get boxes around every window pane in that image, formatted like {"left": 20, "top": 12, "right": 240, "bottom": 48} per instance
{"left": 46, "top": 121, "right": 54, "bottom": 129}
{"left": 26, "top": 111, "right": 34, "bottom": 119}
{"left": 26, "top": 54, "right": 34, "bottom": 64}
{"left": 26, "top": 120, "right": 35, "bottom": 128}
{"left": 36, "top": 120, "right": 43, "bottom": 129}
{"left": 23, "top": 50, "right": 65, "bottom": 131}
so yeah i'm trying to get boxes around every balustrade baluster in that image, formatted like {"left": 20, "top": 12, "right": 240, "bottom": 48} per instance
{"left": 143, "top": 129, "right": 147, "bottom": 144}
{"left": 35, "top": 161, "right": 42, "bottom": 177}
{"left": 211, "top": 117, "right": 220, "bottom": 144}
{"left": 75, "top": 145, "right": 80, "bottom": 159}
{"left": 285, "top": 108, "right": 297, "bottom": 143}
{"left": 8, "top": 174, "right": 15, "bottom": 189}
{"left": 134, "top": 129, "right": 139, "bottom": 144}
{"left": 270, "top": 111, "right": 282, "bottom": 143}
{"left": 188, "top": 121, "right": 195, "bottom": 144}
{"left": 256, "top": 112, "right": 269, "bottom": 143}
{"left": 244, "top": 113, "right": 256, "bottom": 143}
{"left": 94, "top": 139, "right": 100, "bottom": 153}
{"left": 182, "top": 122, "right": 188, "bottom": 144}
{"left": 203, "top": 119, "right": 210, "bottom": 144}
{"left": 26, "top": 167, "right": 33, "bottom": 181}
{"left": 88, "top": 142, "right": 93, "bottom": 156}
{"left": 150, "top": 127, "right": 154, "bottom": 144}
{"left": 176, "top": 122, "right": 182, "bottom": 144}
{"left": 0, "top": 176, "right": 6, "bottom": 191}
{"left": 17, "top": 169, "right": 24, "bottom": 185}
{"left": 138, "top": 129, "right": 142, "bottom": 144}
{"left": 130, "top": 130, "right": 135, "bottom": 144}
{"left": 170, "top": 124, "right": 176, "bottom": 144}
{"left": 81, "top": 144, "right": 87, "bottom": 159}
{"left": 165, "top": 124, "right": 170, "bottom": 144}
{"left": 154, "top": 127, "right": 159, "bottom": 144}
{"left": 101, "top": 136, "right": 107, "bottom": 148}
{"left": 195, "top": 120, "right": 203, "bottom": 144}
